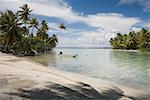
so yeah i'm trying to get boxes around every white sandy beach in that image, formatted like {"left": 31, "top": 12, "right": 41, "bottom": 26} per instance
{"left": 0, "top": 52, "right": 149, "bottom": 100}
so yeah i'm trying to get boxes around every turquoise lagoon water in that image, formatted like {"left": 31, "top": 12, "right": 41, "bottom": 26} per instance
{"left": 29, "top": 48, "right": 150, "bottom": 91}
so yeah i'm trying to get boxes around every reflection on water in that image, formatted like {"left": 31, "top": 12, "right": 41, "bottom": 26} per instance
{"left": 110, "top": 50, "right": 150, "bottom": 70}
{"left": 28, "top": 51, "right": 57, "bottom": 66}
{"left": 28, "top": 49, "right": 150, "bottom": 91}
{"left": 110, "top": 50, "right": 150, "bottom": 90}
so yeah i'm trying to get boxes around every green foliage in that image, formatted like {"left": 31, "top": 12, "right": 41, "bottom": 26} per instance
{"left": 59, "top": 23, "right": 66, "bottom": 30}
{"left": 12, "top": 39, "right": 31, "bottom": 55}
{"left": 110, "top": 28, "right": 150, "bottom": 50}
{"left": 18, "top": 4, "right": 32, "bottom": 24}
{"left": 36, "top": 20, "right": 49, "bottom": 40}
{"left": 0, "top": 10, "right": 22, "bottom": 51}
{"left": 0, "top": 4, "right": 61, "bottom": 56}
{"left": 28, "top": 18, "right": 39, "bottom": 36}
{"left": 21, "top": 36, "right": 57, "bottom": 53}
{"left": 48, "top": 34, "right": 58, "bottom": 48}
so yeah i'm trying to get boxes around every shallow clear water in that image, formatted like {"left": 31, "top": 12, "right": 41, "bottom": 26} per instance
{"left": 29, "top": 49, "right": 150, "bottom": 91}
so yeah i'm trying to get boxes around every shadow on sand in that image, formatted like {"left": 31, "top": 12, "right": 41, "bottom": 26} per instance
{"left": 4, "top": 82, "right": 138, "bottom": 100}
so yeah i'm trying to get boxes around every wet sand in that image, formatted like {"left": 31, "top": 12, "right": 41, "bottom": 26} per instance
{"left": 0, "top": 53, "right": 149, "bottom": 100}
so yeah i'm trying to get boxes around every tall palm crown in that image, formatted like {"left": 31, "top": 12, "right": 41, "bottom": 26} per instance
{"left": 41, "top": 20, "right": 49, "bottom": 33}
{"left": 59, "top": 23, "right": 66, "bottom": 30}
{"left": 29, "top": 18, "right": 39, "bottom": 36}
{"left": 29, "top": 18, "right": 38, "bottom": 28}
{"left": 0, "top": 10, "right": 22, "bottom": 50}
{"left": 138, "top": 29, "right": 150, "bottom": 48}
{"left": 37, "top": 20, "right": 49, "bottom": 40}
{"left": 48, "top": 34, "right": 58, "bottom": 48}
{"left": 18, "top": 4, "right": 32, "bottom": 25}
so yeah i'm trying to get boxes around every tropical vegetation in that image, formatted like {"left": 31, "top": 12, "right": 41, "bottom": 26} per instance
{"left": 110, "top": 28, "right": 150, "bottom": 50}
{"left": 0, "top": 4, "right": 66, "bottom": 56}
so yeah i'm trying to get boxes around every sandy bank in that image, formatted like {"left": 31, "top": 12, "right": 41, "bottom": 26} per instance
{"left": 0, "top": 53, "right": 149, "bottom": 100}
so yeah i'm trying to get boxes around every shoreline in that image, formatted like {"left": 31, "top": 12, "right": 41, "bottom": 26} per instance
{"left": 0, "top": 53, "right": 149, "bottom": 100}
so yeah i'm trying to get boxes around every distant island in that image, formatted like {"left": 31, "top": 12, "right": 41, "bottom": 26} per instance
{"left": 0, "top": 4, "right": 65, "bottom": 56}
{"left": 110, "top": 28, "right": 150, "bottom": 51}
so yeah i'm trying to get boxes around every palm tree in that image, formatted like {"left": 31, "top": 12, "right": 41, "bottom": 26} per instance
{"left": 37, "top": 20, "right": 49, "bottom": 40}
{"left": 18, "top": 4, "right": 32, "bottom": 27}
{"left": 28, "top": 18, "right": 39, "bottom": 36}
{"left": 48, "top": 34, "right": 58, "bottom": 48}
{"left": 0, "top": 10, "right": 22, "bottom": 51}
{"left": 116, "top": 33, "right": 123, "bottom": 49}
{"left": 41, "top": 20, "right": 49, "bottom": 32}
{"left": 137, "top": 29, "right": 150, "bottom": 49}
{"left": 59, "top": 23, "right": 66, "bottom": 30}
{"left": 122, "top": 34, "right": 128, "bottom": 48}
{"left": 21, "top": 26, "right": 29, "bottom": 36}
{"left": 109, "top": 29, "right": 150, "bottom": 50}
{"left": 0, "top": 4, "right": 59, "bottom": 54}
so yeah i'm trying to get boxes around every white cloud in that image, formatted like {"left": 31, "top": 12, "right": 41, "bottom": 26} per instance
{"left": 134, "top": 20, "right": 150, "bottom": 29}
{"left": 131, "top": 27, "right": 142, "bottom": 32}
{"left": 57, "top": 29, "right": 117, "bottom": 47}
{"left": 118, "top": 0, "right": 150, "bottom": 12}
{"left": 48, "top": 22, "right": 59, "bottom": 30}
{"left": 0, "top": 0, "right": 141, "bottom": 28}
{"left": 144, "top": 23, "right": 150, "bottom": 28}
{"left": 28, "top": 1, "right": 82, "bottom": 22}
{"left": 0, "top": 0, "right": 84, "bottom": 22}
{"left": 82, "top": 13, "right": 140, "bottom": 33}
{"left": 0, "top": 0, "right": 142, "bottom": 47}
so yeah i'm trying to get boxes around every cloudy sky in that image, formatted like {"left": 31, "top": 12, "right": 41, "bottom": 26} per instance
{"left": 0, "top": 0, "right": 149, "bottom": 47}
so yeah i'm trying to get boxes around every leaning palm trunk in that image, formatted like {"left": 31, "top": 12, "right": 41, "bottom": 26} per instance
{"left": 31, "top": 26, "right": 34, "bottom": 36}
{"left": 4, "top": 32, "right": 11, "bottom": 51}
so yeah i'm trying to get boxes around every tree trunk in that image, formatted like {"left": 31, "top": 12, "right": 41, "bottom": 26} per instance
{"left": 31, "top": 26, "right": 34, "bottom": 36}
{"left": 4, "top": 33, "right": 11, "bottom": 51}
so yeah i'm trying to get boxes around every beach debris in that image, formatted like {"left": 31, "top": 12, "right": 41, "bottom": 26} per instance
{"left": 58, "top": 52, "right": 63, "bottom": 55}
{"left": 72, "top": 54, "right": 78, "bottom": 58}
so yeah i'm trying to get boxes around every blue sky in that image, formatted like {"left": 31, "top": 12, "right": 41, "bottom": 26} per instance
{"left": 0, "top": 0, "right": 149, "bottom": 47}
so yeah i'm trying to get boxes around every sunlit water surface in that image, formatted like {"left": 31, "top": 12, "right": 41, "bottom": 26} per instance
{"left": 28, "top": 49, "right": 150, "bottom": 91}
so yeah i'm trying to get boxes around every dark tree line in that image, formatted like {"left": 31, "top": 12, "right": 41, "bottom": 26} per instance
{"left": 110, "top": 28, "right": 150, "bottom": 50}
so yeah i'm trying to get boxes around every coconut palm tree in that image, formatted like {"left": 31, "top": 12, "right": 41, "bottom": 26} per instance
{"left": 137, "top": 29, "right": 150, "bottom": 49}
{"left": 109, "top": 29, "right": 150, "bottom": 50}
{"left": 18, "top": 4, "right": 32, "bottom": 27}
{"left": 59, "top": 23, "right": 66, "bottom": 30}
{"left": 41, "top": 20, "right": 49, "bottom": 32}
{"left": 0, "top": 4, "right": 60, "bottom": 54}
{"left": 37, "top": 20, "right": 49, "bottom": 40}
{"left": 0, "top": 10, "right": 22, "bottom": 51}
{"left": 28, "top": 18, "right": 39, "bottom": 36}
{"left": 48, "top": 34, "right": 58, "bottom": 48}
